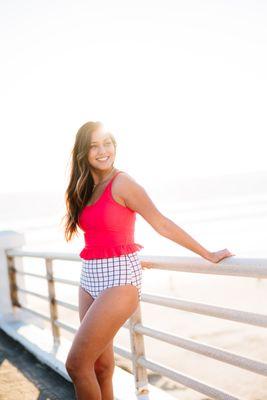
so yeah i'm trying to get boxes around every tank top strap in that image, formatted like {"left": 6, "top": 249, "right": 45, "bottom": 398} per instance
{"left": 104, "top": 170, "right": 123, "bottom": 197}
{"left": 107, "top": 170, "right": 122, "bottom": 187}
{"left": 101, "top": 170, "right": 118, "bottom": 193}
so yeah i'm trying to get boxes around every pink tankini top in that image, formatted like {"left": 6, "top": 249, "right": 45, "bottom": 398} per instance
{"left": 78, "top": 170, "right": 144, "bottom": 259}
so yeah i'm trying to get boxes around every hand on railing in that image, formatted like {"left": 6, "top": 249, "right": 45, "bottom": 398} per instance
{"left": 141, "top": 261, "right": 153, "bottom": 269}
{"left": 204, "top": 249, "right": 235, "bottom": 264}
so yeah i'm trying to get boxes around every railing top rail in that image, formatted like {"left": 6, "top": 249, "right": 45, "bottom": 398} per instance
{"left": 6, "top": 249, "right": 267, "bottom": 278}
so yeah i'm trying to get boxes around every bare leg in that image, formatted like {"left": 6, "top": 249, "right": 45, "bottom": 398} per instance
{"left": 70, "top": 287, "right": 101, "bottom": 399}
{"left": 65, "top": 284, "right": 139, "bottom": 400}
{"left": 80, "top": 287, "right": 115, "bottom": 399}
{"left": 94, "top": 340, "right": 115, "bottom": 400}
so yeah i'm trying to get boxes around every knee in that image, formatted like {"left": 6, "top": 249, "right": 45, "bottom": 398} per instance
{"left": 65, "top": 356, "right": 78, "bottom": 379}
{"left": 65, "top": 355, "right": 93, "bottom": 380}
{"left": 94, "top": 358, "right": 115, "bottom": 380}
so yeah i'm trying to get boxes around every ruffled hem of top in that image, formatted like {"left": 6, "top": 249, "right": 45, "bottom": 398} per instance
{"left": 79, "top": 243, "right": 144, "bottom": 260}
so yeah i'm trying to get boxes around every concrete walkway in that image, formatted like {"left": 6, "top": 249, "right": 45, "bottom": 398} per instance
{"left": 0, "top": 328, "right": 75, "bottom": 400}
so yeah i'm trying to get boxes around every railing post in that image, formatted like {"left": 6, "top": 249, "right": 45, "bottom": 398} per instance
{"left": 129, "top": 304, "right": 150, "bottom": 399}
{"left": 0, "top": 230, "right": 26, "bottom": 321}
{"left": 45, "top": 258, "right": 60, "bottom": 344}
{"left": 7, "top": 255, "right": 21, "bottom": 308}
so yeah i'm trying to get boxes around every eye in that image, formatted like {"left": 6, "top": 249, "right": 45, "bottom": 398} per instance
{"left": 90, "top": 141, "right": 112, "bottom": 148}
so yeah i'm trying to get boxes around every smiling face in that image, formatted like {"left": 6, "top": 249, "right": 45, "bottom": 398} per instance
{"left": 88, "top": 125, "right": 116, "bottom": 172}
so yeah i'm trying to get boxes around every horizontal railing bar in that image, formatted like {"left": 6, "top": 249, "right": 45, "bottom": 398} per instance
{"left": 55, "top": 298, "right": 78, "bottom": 311}
{"left": 11, "top": 266, "right": 79, "bottom": 287}
{"left": 16, "top": 288, "right": 267, "bottom": 328}
{"left": 53, "top": 277, "right": 79, "bottom": 286}
{"left": 6, "top": 250, "right": 267, "bottom": 278}
{"left": 6, "top": 250, "right": 80, "bottom": 261}
{"left": 137, "top": 356, "right": 240, "bottom": 400}
{"left": 15, "top": 287, "right": 267, "bottom": 329}
{"left": 142, "top": 293, "right": 267, "bottom": 327}
{"left": 113, "top": 345, "right": 133, "bottom": 361}
{"left": 21, "top": 305, "right": 51, "bottom": 322}
{"left": 134, "top": 323, "right": 267, "bottom": 376}
{"left": 9, "top": 269, "right": 47, "bottom": 280}
{"left": 17, "top": 287, "right": 49, "bottom": 301}
{"left": 140, "top": 256, "right": 267, "bottom": 278}
{"left": 54, "top": 319, "right": 77, "bottom": 333}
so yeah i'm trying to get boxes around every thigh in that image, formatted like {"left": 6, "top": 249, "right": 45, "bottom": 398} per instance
{"left": 79, "top": 285, "right": 95, "bottom": 322}
{"left": 79, "top": 286, "right": 114, "bottom": 369}
{"left": 68, "top": 285, "right": 139, "bottom": 366}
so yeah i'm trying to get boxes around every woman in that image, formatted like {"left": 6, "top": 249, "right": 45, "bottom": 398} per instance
{"left": 63, "top": 120, "right": 234, "bottom": 399}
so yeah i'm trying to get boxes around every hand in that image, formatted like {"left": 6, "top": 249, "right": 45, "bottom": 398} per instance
{"left": 204, "top": 249, "right": 235, "bottom": 263}
{"left": 141, "top": 261, "right": 153, "bottom": 269}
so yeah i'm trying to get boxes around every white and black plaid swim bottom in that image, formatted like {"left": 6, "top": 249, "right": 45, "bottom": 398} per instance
{"left": 80, "top": 251, "right": 142, "bottom": 301}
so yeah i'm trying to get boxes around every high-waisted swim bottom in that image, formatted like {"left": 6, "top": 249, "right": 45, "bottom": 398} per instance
{"left": 79, "top": 251, "right": 142, "bottom": 301}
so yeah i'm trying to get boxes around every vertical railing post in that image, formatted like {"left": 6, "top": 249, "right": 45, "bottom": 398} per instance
{"left": 45, "top": 258, "right": 60, "bottom": 344}
{"left": 129, "top": 304, "right": 150, "bottom": 399}
{"left": 0, "top": 230, "right": 26, "bottom": 321}
{"left": 7, "top": 255, "right": 21, "bottom": 308}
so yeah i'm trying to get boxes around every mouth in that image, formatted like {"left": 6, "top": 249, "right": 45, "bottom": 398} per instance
{"left": 96, "top": 156, "right": 110, "bottom": 162}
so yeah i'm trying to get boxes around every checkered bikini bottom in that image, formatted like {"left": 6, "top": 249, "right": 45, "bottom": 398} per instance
{"left": 79, "top": 251, "right": 142, "bottom": 301}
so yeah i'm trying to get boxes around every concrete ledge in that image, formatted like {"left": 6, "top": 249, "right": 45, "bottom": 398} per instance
{"left": 0, "top": 310, "right": 175, "bottom": 400}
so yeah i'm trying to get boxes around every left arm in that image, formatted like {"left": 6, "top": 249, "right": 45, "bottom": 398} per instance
{"left": 158, "top": 218, "right": 234, "bottom": 263}
{"left": 117, "top": 173, "right": 234, "bottom": 263}
{"left": 156, "top": 216, "right": 211, "bottom": 260}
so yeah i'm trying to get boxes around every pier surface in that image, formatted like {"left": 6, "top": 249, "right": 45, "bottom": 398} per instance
{"left": 0, "top": 328, "right": 75, "bottom": 400}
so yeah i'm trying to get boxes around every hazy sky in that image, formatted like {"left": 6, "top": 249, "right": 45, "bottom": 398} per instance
{"left": 1, "top": 1, "right": 267, "bottom": 193}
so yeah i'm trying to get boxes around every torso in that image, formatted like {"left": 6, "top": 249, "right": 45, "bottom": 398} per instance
{"left": 86, "top": 169, "right": 127, "bottom": 208}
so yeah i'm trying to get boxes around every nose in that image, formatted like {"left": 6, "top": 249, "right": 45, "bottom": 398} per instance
{"left": 97, "top": 144, "right": 113, "bottom": 156}
{"left": 97, "top": 145, "right": 107, "bottom": 155}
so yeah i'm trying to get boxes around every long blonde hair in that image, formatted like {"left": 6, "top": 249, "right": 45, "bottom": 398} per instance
{"left": 62, "top": 121, "right": 117, "bottom": 242}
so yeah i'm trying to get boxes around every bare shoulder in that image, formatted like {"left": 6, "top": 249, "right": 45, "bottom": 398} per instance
{"left": 113, "top": 171, "right": 166, "bottom": 232}
{"left": 115, "top": 171, "right": 139, "bottom": 187}
{"left": 112, "top": 171, "right": 141, "bottom": 204}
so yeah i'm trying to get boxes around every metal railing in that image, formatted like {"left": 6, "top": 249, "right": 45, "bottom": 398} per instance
{"left": 5, "top": 249, "right": 267, "bottom": 400}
